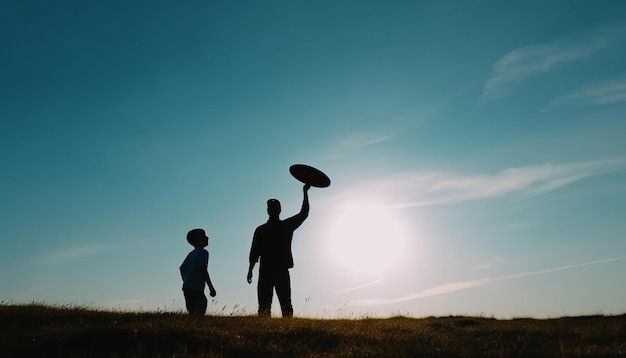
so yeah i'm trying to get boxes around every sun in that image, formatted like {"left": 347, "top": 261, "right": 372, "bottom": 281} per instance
{"left": 327, "top": 202, "right": 406, "bottom": 275}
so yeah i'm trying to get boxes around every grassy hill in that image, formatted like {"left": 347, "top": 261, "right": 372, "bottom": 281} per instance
{"left": 1, "top": 304, "right": 625, "bottom": 357}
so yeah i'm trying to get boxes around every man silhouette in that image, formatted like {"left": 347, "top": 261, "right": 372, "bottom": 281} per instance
{"left": 247, "top": 184, "right": 311, "bottom": 317}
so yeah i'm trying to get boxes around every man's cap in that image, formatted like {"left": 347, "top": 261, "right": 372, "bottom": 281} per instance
{"left": 267, "top": 198, "right": 281, "bottom": 206}
{"left": 267, "top": 198, "right": 281, "bottom": 214}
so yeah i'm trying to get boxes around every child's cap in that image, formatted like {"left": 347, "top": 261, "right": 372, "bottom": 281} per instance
{"left": 187, "top": 228, "right": 208, "bottom": 246}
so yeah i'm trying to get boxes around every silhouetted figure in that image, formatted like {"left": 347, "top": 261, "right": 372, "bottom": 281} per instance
{"left": 247, "top": 184, "right": 311, "bottom": 317}
{"left": 180, "top": 228, "right": 217, "bottom": 316}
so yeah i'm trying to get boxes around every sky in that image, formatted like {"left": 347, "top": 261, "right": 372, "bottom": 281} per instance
{"left": 2, "top": 1, "right": 626, "bottom": 318}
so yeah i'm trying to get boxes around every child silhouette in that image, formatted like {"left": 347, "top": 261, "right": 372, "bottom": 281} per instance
{"left": 179, "top": 228, "right": 217, "bottom": 316}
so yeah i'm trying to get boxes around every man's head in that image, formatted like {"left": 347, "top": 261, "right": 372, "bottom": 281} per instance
{"left": 187, "top": 228, "right": 209, "bottom": 248}
{"left": 267, "top": 198, "right": 281, "bottom": 217}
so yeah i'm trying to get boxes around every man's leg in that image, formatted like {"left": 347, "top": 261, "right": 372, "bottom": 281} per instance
{"left": 257, "top": 269, "right": 273, "bottom": 317}
{"left": 275, "top": 269, "right": 293, "bottom": 318}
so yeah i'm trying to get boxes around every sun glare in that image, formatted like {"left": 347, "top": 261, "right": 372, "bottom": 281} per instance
{"left": 327, "top": 203, "right": 406, "bottom": 275}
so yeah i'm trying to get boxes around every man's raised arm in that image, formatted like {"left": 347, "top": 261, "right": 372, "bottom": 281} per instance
{"left": 300, "top": 184, "right": 310, "bottom": 217}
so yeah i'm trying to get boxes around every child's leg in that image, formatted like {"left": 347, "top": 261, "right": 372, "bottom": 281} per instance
{"left": 184, "top": 290, "right": 207, "bottom": 316}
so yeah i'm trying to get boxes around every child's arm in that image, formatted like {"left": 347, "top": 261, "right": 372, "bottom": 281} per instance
{"left": 204, "top": 267, "right": 216, "bottom": 297}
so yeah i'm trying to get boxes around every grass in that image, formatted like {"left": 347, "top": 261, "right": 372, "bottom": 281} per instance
{"left": 1, "top": 304, "right": 625, "bottom": 357}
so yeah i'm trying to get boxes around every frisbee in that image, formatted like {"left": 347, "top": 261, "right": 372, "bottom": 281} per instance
{"left": 289, "top": 164, "right": 331, "bottom": 188}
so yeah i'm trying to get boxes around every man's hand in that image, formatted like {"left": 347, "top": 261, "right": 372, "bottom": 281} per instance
{"left": 247, "top": 270, "right": 253, "bottom": 284}
{"left": 209, "top": 289, "right": 217, "bottom": 297}
{"left": 303, "top": 184, "right": 311, "bottom": 192}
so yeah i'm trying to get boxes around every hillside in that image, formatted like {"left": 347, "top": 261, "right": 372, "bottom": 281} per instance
{"left": 1, "top": 304, "right": 625, "bottom": 357}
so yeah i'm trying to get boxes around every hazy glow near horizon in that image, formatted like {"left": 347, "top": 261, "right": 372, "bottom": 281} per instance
{"left": 1, "top": 1, "right": 626, "bottom": 318}
{"left": 327, "top": 202, "right": 407, "bottom": 275}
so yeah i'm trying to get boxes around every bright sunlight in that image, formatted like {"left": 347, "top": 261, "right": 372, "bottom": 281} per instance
{"left": 327, "top": 202, "right": 407, "bottom": 275}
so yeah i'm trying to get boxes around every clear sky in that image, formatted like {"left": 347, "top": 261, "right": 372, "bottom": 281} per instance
{"left": 2, "top": 1, "right": 626, "bottom": 318}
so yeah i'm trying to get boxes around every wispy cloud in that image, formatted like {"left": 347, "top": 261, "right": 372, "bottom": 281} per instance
{"left": 325, "top": 132, "right": 394, "bottom": 159}
{"left": 350, "top": 258, "right": 620, "bottom": 306}
{"left": 339, "top": 134, "right": 394, "bottom": 149}
{"left": 504, "top": 222, "right": 527, "bottom": 231}
{"left": 41, "top": 244, "right": 115, "bottom": 265}
{"left": 481, "top": 25, "right": 624, "bottom": 102}
{"left": 337, "top": 279, "right": 383, "bottom": 294}
{"left": 476, "top": 257, "right": 503, "bottom": 270}
{"left": 331, "top": 158, "right": 626, "bottom": 209}
{"left": 552, "top": 76, "right": 626, "bottom": 106}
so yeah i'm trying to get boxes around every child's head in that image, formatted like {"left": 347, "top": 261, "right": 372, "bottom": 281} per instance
{"left": 186, "top": 228, "right": 209, "bottom": 248}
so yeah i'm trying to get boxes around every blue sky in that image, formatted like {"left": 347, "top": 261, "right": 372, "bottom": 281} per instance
{"left": 2, "top": 1, "right": 626, "bottom": 318}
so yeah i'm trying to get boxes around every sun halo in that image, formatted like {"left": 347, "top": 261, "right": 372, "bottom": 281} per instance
{"left": 327, "top": 202, "right": 407, "bottom": 275}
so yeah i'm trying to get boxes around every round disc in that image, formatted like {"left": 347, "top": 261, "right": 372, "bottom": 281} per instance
{"left": 289, "top": 164, "right": 331, "bottom": 188}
